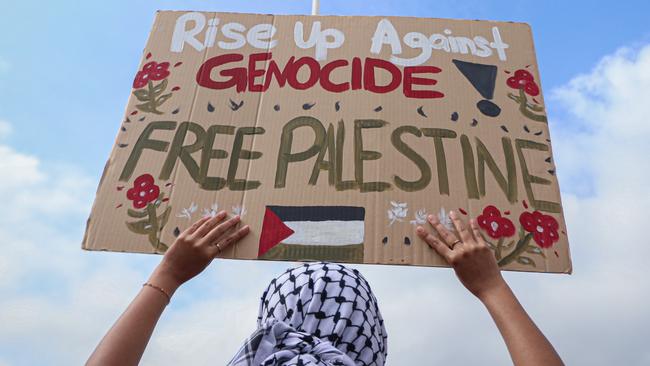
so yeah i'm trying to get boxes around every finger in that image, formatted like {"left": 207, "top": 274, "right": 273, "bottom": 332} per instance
{"left": 427, "top": 214, "right": 458, "bottom": 246}
{"left": 182, "top": 215, "right": 211, "bottom": 237}
{"left": 192, "top": 211, "right": 228, "bottom": 239}
{"left": 203, "top": 215, "right": 241, "bottom": 245}
{"left": 209, "top": 225, "right": 250, "bottom": 257}
{"left": 469, "top": 219, "right": 487, "bottom": 247}
{"left": 416, "top": 226, "right": 452, "bottom": 261}
{"left": 449, "top": 210, "right": 473, "bottom": 243}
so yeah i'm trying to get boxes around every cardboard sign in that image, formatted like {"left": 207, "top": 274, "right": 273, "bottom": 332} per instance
{"left": 83, "top": 11, "right": 572, "bottom": 273}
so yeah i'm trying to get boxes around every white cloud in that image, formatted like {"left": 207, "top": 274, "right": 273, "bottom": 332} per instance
{"left": 0, "top": 126, "right": 153, "bottom": 365}
{"left": 0, "top": 120, "right": 11, "bottom": 139}
{"left": 533, "top": 46, "right": 650, "bottom": 365}
{"left": 2, "top": 43, "right": 650, "bottom": 365}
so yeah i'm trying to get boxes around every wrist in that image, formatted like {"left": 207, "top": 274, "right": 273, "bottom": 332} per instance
{"left": 148, "top": 263, "right": 182, "bottom": 296}
{"left": 477, "top": 278, "right": 510, "bottom": 305}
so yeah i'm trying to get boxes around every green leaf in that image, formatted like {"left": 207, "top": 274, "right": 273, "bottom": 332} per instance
{"left": 135, "top": 102, "right": 163, "bottom": 114}
{"left": 133, "top": 89, "right": 149, "bottom": 101}
{"left": 148, "top": 233, "right": 162, "bottom": 251}
{"left": 135, "top": 102, "right": 155, "bottom": 113}
{"left": 154, "top": 193, "right": 165, "bottom": 208}
{"left": 157, "top": 206, "right": 171, "bottom": 228}
{"left": 526, "top": 245, "right": 546, "bottom": 258}
{"left": 147, "top": 232, "right": 169, "bottom": 253}
{"left": 517, "top": 256, "right": 536, "bottom": 267}
{"left": 127, "top": 208, "right": 148, "bottom": 218}
{"left": 151, "top": 79, "right": 168, "bottom": 95}
{"left": 155, "top": 93, "right": 173, "bottom": 108}
{"left": 518, "top": 226, "right": 526, "bottom": 239}
{"left": 497, "top": 233, "right": 533, "bottom": 267}
{"left": 126, "top": 219, "right": 153, "bottom": 235}
{"left": 153, "top": 241, "right": 169, "bottom": 253}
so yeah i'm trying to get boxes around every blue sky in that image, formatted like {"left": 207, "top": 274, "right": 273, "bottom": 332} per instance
{"left": 1, "top": 1, "right": 650, "bottom": 365}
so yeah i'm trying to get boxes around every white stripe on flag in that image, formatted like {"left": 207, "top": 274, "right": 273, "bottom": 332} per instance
{"left": 282, "top": 220, "right": 364, "bottom": 246}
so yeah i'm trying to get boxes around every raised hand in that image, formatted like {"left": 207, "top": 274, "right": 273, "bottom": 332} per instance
{"left": 417, "top": 211, "right": 564, "bottom": 366}
{"left": 416, "top": 210, "right": 505, "bottom": 299}
{"left": 156, "top": 211, "right": 250, "bottom": 287}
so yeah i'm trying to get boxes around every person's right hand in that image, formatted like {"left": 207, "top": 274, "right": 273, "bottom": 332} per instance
{"left": 152, "top": 211, "right": 250, "bottom": 289}
{"left": 416, "top": 210, "right": 506, "bottom": 300}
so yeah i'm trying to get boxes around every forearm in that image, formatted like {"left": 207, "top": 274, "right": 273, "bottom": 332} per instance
{"left": 86, "top": 267, "right": 180, "bottom": 366}
{"left": 480, "top": 283, "right": 564, "bottom": 366}
{"left": 86, "top": 214, "right": 249, "bottom": 365}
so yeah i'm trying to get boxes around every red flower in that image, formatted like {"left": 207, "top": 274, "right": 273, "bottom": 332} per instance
{"left": 126, "top": 174, "right": 160, "bottom": 209}
{"left": 519, "top": 211, "right": 559, "bottom": 248}
{"left": 477, "top": 205, "right": 515, "bottom": 239}
{"left": 133, "top": 61, "right": 170, "bottom": 89}
{"left": 507, "top": 69, "right": 540, "bottom": 96}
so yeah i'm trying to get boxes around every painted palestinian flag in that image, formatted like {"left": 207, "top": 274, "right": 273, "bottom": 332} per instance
{"left": 258, "top": 206, "right": 365, "bottom": 263}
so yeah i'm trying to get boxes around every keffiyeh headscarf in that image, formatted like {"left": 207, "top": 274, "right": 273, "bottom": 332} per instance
{"left": 228, "top": 262, "right": 388, "bottom": 366}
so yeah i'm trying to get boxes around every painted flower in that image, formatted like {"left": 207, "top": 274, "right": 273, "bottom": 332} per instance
{"left": 410, "top": 208, "right": 428, "bottom": 225}
{"left": 133, "top": 61, "right": 170, "bottom": 89}
{"left": 126, "top": 174, "right": 160, "bottom": 209}
{"left": 202, "top": 203, "right": 220, "bottom": 218}
{"left": 477, "top": 205, "right": 515, "bottom": 239}
{"left": 177, "top": 202, "right": 198, "bottom": 220}
{"left": 437, "top": 207, "right": 454, "bottom": 231}
{"left": 519, "top": 211, "right": 559, "bottom": 248}
{"left": 232, "top": 205, "right": 247, "bottom": 217}
{"left": 387, "top": 201, "right": 408, "bottom": 225}
{"left": 506, "top": 69, "right": 540, "bottom": 96}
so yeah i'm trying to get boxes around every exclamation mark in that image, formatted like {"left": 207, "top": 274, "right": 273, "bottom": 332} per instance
{"left": 452, "top": 59, "right": 501, "bottom": 117}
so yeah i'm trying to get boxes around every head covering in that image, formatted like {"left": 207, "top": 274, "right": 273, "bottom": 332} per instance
{"left": 228, "top": 262, "right": 388, "bottom": 366}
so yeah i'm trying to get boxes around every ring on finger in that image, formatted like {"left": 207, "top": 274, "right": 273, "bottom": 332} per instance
{"left": 449, "top": 240, "right": 461, "bottom": 250}
{"left": 215, "top": 243, "right": 222, "bottom": 254}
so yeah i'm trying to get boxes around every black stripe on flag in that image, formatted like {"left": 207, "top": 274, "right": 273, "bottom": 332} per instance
{"left": 267, "top": 206, "right": 365, "bottom": 222}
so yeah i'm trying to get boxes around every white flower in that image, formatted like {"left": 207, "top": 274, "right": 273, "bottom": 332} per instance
{"left": 410, "top": 208, "right": 428, "bottom": 225}
{"left": 202, "top": 202, "right": 219, "bottom": 218}
{"left": 387, "top": 201, "right": 408, "bottom": 226}
{"left": 438, "top": 207, "right": 454, "bottom": 231}
{"left": 232, "top": 205, "right": 247, "bottom": 217}
{"left": 176, "top": 202, "right": 198, "bottom": 220}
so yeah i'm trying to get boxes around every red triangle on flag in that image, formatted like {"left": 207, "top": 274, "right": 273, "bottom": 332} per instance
{"left": 258, "top": 207, "right": 294, "bottom": 257}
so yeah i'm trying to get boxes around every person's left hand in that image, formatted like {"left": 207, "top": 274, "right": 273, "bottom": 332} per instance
{"left": 416, "top": 211, "right": 505, "bottom": 300}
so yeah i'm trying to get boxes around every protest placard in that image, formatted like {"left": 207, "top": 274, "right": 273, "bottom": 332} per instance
{"left": 83, "top": 11, "right": 571, "bottom": 273}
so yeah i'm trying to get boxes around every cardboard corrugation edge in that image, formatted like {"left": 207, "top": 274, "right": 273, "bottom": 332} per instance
{"left": 81, "top": 157, "right": 112, "bottom": 249}
{"left": 231, "top": 12, "right": 277, "bottom": 261}
{"left": 81, "top": 12, "right": 163, "bottom": 251}
{"left": 156, "top": 11, "right": 215, "bottom": 255}
{"left": 162, "top": 9, "right": 532, "bottom": 26}
{"left": 525, "top": 21, "right": 573, "bottom": 275}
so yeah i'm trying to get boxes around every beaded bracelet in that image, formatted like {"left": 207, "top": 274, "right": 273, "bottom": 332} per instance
{"left": 143, "top": 282, "right": 171, "bottom": 304}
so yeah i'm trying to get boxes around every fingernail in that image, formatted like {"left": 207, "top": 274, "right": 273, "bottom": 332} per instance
{"left": 416, "top": 226, "right": 424, "bottom": 234}
{"left": 427, "top": 214, "right": 434, "bottom": 221}
{"left": 218, "top": 210, "right": 227, "bottom": 217}
{"left": 449, "top": 210, "right": 457, "bottom": 218}
{"left": 233, "top": 215, "right": 241, "bottom": 221}
{"left": 242, "top": 225, "right": 250, "bottom": 231}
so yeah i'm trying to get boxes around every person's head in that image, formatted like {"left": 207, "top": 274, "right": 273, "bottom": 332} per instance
{"left": 229, "top": 262, "right": 387, "bottom": 365}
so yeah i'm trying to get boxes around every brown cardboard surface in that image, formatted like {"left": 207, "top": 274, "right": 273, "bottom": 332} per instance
{"left": 83, "top": 11, "right": 572, "bottom": 273}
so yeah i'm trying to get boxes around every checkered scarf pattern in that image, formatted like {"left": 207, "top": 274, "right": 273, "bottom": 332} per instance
{"left": 227, "top": 262, "right": 388, "bottom": 366}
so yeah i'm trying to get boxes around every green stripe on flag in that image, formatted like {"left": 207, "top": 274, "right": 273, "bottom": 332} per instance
{"left": 260, "top": 243, "right": 364, "bottom": 263}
